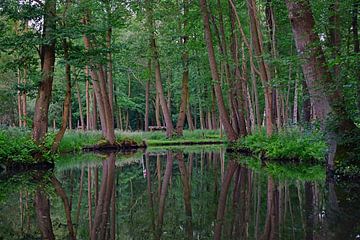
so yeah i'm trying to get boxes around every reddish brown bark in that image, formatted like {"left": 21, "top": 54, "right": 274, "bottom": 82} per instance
{"left": 82, "top": 15, "right": 115, "bottom": 143}
{"left": 32, "top": 0, "right": 56, "bottom": 143}
{"left": 51, "top": 39, "right": 71, "bottom": 152}
{"left": 199, "top": 0, "right": 238, "bottom": 141}
{"left": 286, "top": 0, "right": 357, "bottom": 132}
{"left": 146, "top": 0, "right": 174, "bottom": 137}
{"left": 247, "top": 0, "right": 273, "bottom": 136}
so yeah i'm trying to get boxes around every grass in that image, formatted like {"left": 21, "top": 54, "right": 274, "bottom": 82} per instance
{"left": 59, "top": 129, "right": 224, "bottom": 152}
{"left": 230, "top": 127, "right": 327, "bottom": 163}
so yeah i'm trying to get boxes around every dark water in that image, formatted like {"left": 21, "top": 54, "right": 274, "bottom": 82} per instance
{"left": 0, "top": 146, "right": 359, "bottom": 240}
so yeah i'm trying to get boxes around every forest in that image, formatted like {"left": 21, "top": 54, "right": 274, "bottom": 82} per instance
{"left": 0, "top": 0, "right": 359, "bottom": 239}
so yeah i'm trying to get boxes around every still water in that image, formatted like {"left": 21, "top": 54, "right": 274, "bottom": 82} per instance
{"left": 0, "top": 146, "right": 359, "bottom": 240}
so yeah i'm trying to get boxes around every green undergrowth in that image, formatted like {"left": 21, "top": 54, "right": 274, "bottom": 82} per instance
{"left": 0, "top": 129, "right": 55, "bottom": 166}
{"left": 230, "top": 128, "right": 326, "bottom": 163}
{"left": 234, "top": 155, "right": 325, "bottom": 181}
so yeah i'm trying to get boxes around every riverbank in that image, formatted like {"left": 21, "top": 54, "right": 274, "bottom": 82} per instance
{"left": 229, "top": 128, "right": 327, "bottom": 163}
{"left": 0, "top": 128, "right": 225, "bottom": 168}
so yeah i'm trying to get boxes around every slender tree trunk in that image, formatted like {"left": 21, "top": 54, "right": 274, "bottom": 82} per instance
{"left": 145, "top": 60, "right": 151, "bottom": 131}
{"left": 32, "top": 0, "right": 56, "bottom": 143}
{"left": 199, "top": 0, "right": 238, "bottom": 141}
{"left": 229, "top": 4, "right": 248, "bottom": 136}
{"left": 247, "top": 0, "right": 273, "bottom": 136}
{"left": 293, "top": 77, "right": 298, "bottom": 124}
{"left": 146, "top": 0, "right": 174, "bottom": 137}
{"left": 176, "top": 0, "right": 190, "bottom": 136}
{"left": 106, "top": 27, "right": 114, "bottom": 114}
{"left": 92, "top": 91, "right": 97, "bottom": 130}
{"left": 51, "top": 39, "right": 71, "bottom": 152}
{"left": 155, "top": 92, "right": 161, "bottom": 127}
{"left": 17, "top": 68, "right": 22, "bottom": 127}
{"left": 82, "top": 16, "right": 115, "bottom": 143}
{"left": 75, "top": 76, "right": 85, "bottom": 130}
{"left": 85, "top": 66, "right": 90, "bottom": 130}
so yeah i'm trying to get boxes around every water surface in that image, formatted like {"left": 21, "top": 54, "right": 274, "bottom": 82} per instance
{"left": 0, "top": 146, "right": 359, "bottom": 239}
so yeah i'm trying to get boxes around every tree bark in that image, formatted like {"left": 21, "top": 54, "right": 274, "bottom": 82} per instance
{"left": 176, "top": 0, "right": 190, "bottom": 136}
{"left": 199, "top": 0, "right": 238, "bottom": 141}
{"left": 146, "top": 0, "right": 174, "bottom": 137}
{"left": 82, "top": 15, "right": 115, "bottom": 143}
{"left": 247, "top": 0, "right": 273, "bottom": 136}
{"left": 51, "top": 39, "right": 71, "bottom": 152}
{"left": 145, "top": 60, "right": 151, "bottom": 131}
{"left": 286, "top": 0, "right": 357, "bottom": 132}
{"left": 32, "top": 0, "right": 56, "bottom": 143}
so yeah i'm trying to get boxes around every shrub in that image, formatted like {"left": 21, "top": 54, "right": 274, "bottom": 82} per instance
{"left": 232, "top": 128, "right": 326, "bottom": 162}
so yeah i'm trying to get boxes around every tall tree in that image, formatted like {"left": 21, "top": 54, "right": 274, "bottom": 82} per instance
{"left": 32, "top": 0, "right": 57, "bottom": 143}
{"left": 199, "top": 0, "right": 238, "bottom": 141}
{"left": 146, "top": 0, "right": 174, "bottom": 138}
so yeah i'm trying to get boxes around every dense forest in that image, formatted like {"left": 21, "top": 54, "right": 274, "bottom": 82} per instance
{"left": 0, "top": 0, "right": 359, "bottom": 160}
{"left": 1, "top": 1, "right": 360, "bottom": 239}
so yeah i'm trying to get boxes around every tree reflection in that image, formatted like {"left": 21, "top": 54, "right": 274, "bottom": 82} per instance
{"left": 91, "top": 152, "right": 116, "bottom": 240}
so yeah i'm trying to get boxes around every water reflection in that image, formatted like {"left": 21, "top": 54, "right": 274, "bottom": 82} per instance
{"left": 1, "top": 148, "right": 360, "bottom": 239}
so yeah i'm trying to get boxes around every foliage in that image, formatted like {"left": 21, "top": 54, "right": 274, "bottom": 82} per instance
{"left": 231, "top": 128, "right": 327, "bottom": 162}
{"left": 0, "top": 128, "right": 51, "bottom": 165}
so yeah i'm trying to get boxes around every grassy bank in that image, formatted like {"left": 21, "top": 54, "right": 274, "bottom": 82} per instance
{"left": 59, "top": 129, "right": 224, "bottom": 152}
{"left": 230, "top": 128, "right": 327, "bottom": 163}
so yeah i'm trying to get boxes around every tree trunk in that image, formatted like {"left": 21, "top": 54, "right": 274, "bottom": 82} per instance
{"left": 17, "top": 68, "right": 23, "bottom": 127}
{"left": 106, "top": 27, "right": 114, "bottom": 114}
{"left": 146, "top": 0, "right": 174, "bottom": 137}
{"left": 85, "top": 66, "right": 90, "bottom": 130}
{"left": 286, "top": 0, "right": 357, "bottom": 132}
{"left": 51, "top": 39, "right": 71, "bottom": 152}
{"left": 199, "top": 0, "right": 238, "bottom": 141}
{"left": 155, "top": 92, "right": 161, "bottom": 127}
{"left": 75, "top": 75, "right": 85, "bottom": 130}
{"left": 82, "top": 16, "right": 115, "bottom": 144}
{"left": 247, "top": 0, "right": 273, "bottom": 136}
{"left": 176, "top": 0, "right": 190, "bottom": 136}
{"left": 145, "top": 60, "right": 151, "bottom": 131}
{"left": 32, "top": 0, "right": 56, "bottom": 143}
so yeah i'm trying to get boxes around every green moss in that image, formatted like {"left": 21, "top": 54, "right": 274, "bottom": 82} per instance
{"left": 230, "top": 128, "right": 327, "bottom": 162}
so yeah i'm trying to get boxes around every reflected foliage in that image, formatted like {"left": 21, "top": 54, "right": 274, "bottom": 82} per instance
{"left": 0, "top": 148, "right": 359, "bottom": 239}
